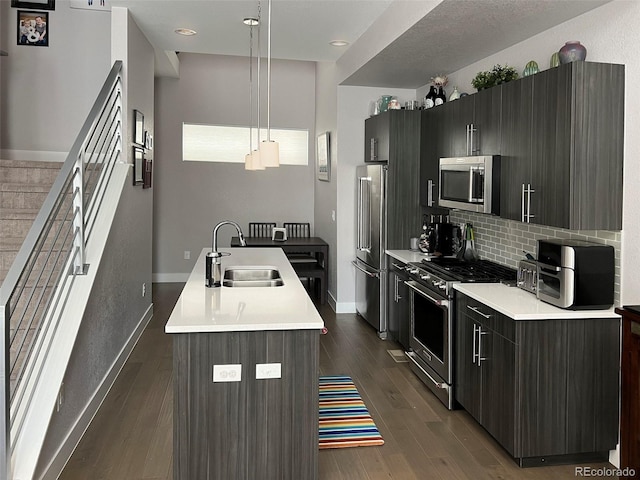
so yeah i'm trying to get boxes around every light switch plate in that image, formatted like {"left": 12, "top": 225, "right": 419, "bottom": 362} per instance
{"left": 213, "top": 364, "right": 242, "bottom": 382}
{"left": 256, "top": 363, "right": 281, "bottom": 379}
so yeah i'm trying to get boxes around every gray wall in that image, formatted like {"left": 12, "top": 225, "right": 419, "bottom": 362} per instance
{"left": 334, "top": 85, "right": 416, "bottom": 312}
{"left": 153, "top": 53, "right": 316, "bottom": 280}
{"left": 35, "top": 8, "right": 155, "bottom": 478}
{"left": 0, "top": 0, "right": 111, "bottom": 156}
{"left": 313, "top": 61, "right": 338, "bottom": 305}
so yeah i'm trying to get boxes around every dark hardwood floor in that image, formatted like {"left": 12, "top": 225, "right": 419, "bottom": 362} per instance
{"left": 59, "top": 283, "right": 618, "bottom": 479}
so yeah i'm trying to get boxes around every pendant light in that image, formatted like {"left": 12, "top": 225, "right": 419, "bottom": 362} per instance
{"left": 244, "top": 14, "right": 264, "bottom": 170}
{"left": 259, "top": 0, "right": 280, "bottom": 167}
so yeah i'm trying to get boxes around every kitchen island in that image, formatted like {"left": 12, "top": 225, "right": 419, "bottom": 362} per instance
{"left": 166, "top": 248, "right": 324, "bottom": 480}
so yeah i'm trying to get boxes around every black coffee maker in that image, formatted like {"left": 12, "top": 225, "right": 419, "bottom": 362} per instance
{"left": 421, "top": 214, "right": 461, "bottom": 256}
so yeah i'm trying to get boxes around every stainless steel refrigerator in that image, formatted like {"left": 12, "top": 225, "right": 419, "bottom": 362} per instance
{"left": 352, "top": 164, "right": 387, "bottom": 338}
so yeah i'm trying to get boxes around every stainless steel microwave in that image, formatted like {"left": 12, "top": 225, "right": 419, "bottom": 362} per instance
{"left": 438, "top": 155, "right": 501, "bottom": 215}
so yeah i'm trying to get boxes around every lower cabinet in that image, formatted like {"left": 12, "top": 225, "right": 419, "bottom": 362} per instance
{"left": 173, "top": 329, "right": 320, "bottom": 480}
{"left": 387, "top": 258, "right": 410, "bottom": 350}
{"left": 456, "top": 292, "right": 620, "bottom": 466}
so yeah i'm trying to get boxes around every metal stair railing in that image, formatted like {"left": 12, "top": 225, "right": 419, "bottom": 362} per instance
{"left": 0, "top": 60, "right": 123, "bottom": 480}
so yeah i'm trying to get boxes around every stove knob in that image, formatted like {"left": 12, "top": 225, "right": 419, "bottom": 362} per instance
{"left": 420, "top": 274, "right": 429, "bottom": 281}
{"left": 432, "top": 280, "right": 443, "bottom": 288}
{"left": 438, "top": 284, "right": 447, "bottom": 291}
{"left": 409, "top": 268, "right": 419, "bottom": 274}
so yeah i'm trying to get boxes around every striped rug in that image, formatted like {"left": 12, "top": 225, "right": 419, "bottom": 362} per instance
{"left": 319, "top": 375, "right": 384, "bottom": 449}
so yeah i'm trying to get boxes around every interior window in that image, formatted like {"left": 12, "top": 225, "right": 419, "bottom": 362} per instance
{"left": 182, "top": 123, "right": 309, "bottom": 165}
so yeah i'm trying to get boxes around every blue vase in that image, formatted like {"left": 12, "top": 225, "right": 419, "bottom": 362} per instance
{"left": 558, "top": 41, "right": 587, "bottom": 64}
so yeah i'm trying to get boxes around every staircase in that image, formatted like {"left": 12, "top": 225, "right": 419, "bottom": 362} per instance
{"left": 0, "top": 160, "right": 62, "bottom": 285}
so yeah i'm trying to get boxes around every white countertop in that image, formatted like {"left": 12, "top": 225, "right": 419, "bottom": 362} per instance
{"left": 454, "top": 283, "right": 620, "bottom": 320}
{"left": 386, "top": 249, "right": 438, "bottom": 264}
{"left": 165, "top": 248, "right": 325, "bottom": 333}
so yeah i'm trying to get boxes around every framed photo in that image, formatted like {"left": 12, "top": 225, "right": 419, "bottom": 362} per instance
{"left": 133, "top": 110, "right": 144, "bottom": 146}
{"left": 69, "top": 0, "right": 110, "bottom": 11}
{"left": 17, "top": 10, "right": 48, "bottom": 47}
{"left": 133, "top": 147, "right": 144, "bottom": 185}
{"left": 317, "top": 132, "right": 330, "bottom": 182}
{"left": 143, "top": 158, "right": 153, "bottom": 189}
{"left": 144, "top": 130, "right": 153, "bottom": 150}
{"left": 12, "top": 0, "right": 55, "bottom": 10}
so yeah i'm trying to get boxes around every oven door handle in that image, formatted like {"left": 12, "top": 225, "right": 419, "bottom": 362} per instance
{"left": 404, "top": 280, "right": 449, "bottom": 307}
{"left": 537, "top": 261, "right": 562, "bottom": 273}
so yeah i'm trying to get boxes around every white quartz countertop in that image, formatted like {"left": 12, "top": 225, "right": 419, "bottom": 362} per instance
{"left": 454, "top": 283, "right": 620, "bottom": 320}
{"left": 165, "top": 248, "right": 325, "bottom": 333}
{"left": 386, "top": 249, "right": 437, "bottom": 264}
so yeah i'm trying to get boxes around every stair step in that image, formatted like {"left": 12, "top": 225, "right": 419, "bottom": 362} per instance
{"left": 0, "top": 208, "right": 41, "bottom": 220}
{"left": 0, "top": 160, "right": 62, "bottom": 185}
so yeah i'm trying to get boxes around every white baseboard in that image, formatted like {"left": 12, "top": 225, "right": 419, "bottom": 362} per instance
{"left": 153, "top": 272, "right": 189, "bottom": 283}
{"left": 37, "top": 304, "right": 154, "bottom": 480}
{"left": 1, "top": 149, "right": 67, "bottom": 162}
{"left": 335, "top": 300, "right": 356, "bottom": 314}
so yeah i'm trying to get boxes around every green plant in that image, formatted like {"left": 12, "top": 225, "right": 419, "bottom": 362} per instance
{"left": 471, "top": 64, "right": 519, "bottom": 91}
{"left": 491, "top": 64, "right": 519, "bottom": 85}
{"left": 471, "top": 70, "right": 493, "bottom": 90}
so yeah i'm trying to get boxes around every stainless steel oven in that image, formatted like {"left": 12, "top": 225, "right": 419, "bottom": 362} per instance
{"left": 403, "top": 258, "right": 516, "bottom": 410}
{"left": 405, "top": 279, "right": 453, "bottom": 408}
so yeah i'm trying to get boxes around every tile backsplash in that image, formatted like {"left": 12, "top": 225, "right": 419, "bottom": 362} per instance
{"left": 449, "top": 212, "right": 621, "bottom": 304}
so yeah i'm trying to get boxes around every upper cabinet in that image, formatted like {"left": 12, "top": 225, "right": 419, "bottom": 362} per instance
{"left": 364, "top": 110, "right": 422, "bottom": 246}
{"left": 499, "top": 61, "right": 624, "bottom": 230}
{"left": 364, "top": 112, "right": 390, "bottom": 162}
{"left": 420, "top": 88, "right": 501, "bottom": 207}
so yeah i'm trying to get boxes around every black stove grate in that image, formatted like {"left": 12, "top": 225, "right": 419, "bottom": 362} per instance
{"left": 420, "top": 258, "right": 516, "bottom": 283}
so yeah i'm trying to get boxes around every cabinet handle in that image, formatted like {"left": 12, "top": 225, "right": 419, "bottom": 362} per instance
{"left": 472, "top": 323, "right": 478, "bottom": 365}
{"left": 370, "top": 138, "right": 377, "bottom": 161}
{"left": 467, "top": 304, "right": 491, "bottom": 319}
{"left": 477, "top": 327, "right": 488, "bottom": 366}
{"left": 427, "top": 179, "right": 434, "bottom": 207}
{"left": 466, "top": 123, "right": 478, "bottom": 155}
{"left": 526, "top": 183, "right": 535, "bottom": 221}
{"left": 521, "top": 184, "right": 526, "bottom": 222}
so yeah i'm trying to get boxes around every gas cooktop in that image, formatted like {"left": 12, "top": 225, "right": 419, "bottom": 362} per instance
{"left": 420, "top": 257, "right": 517, "bottom": 283}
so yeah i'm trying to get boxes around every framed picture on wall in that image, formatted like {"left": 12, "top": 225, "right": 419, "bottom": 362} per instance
{"left": 133, "top": 147, "right": 144, "bottom": 185}
{"left": 143, "top": 158, "right": 152, "bottom": 189}
{"left": 133, "top": 110, "right": 144, "bottom": 146}
{"left": 11, "top": 0, "right": 55, "bottom": 10}
{"left": 69, "top": 0, "right": 110, "bottom": 11}
{"left": 17, "top": 10, "right": 48, "bottom": 47}
{"left": 317, "top": 132, "right": 330, "bottom": 182}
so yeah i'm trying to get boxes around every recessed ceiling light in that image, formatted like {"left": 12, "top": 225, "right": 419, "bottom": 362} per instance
{"left": 330, "top": 40, "right": 349, "bottom": 47}
{"left": 243, "top": 17, "right": 259, "bottom": 26}
{"left": 175, "top": 28, "right": 197, "bottom": 36}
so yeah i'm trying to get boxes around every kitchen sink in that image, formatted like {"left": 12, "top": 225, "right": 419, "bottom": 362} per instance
{"left": 222, "top": 266, "right": 284, "bottom": 287}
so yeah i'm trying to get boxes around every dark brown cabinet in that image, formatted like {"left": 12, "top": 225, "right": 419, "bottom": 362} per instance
{"left": 456, "top": 292, "right": 620, "bottom": 466}
{"left": 387, "top": 258, "right": 410, "bottom": 350}
{"left": 173, "top": 329, "right": 320, "bottom": 480}
{"left": 617, "top": 307, "right": 640, "bottom": 474}
{"left": 364, "top": 111, "right": 390, "bottom": 162}
{"left": 364, "top": 110, "right": 422, "bottom": 249}
{"left": 499, "top": 61, "right": 624, "bottom": 230}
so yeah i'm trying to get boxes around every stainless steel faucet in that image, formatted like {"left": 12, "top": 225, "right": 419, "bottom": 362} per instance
{"left": 206, "top": 221, "right": 246, "bottom": 287}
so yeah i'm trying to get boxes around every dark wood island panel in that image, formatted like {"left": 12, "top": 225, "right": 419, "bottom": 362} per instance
{"left": 173, "top": 329, "right": 320, "bottom": 480}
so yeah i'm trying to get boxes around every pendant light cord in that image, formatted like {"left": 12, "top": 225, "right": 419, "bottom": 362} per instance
{"left": 266, "top": 0, "right": 272, "bottom": 142}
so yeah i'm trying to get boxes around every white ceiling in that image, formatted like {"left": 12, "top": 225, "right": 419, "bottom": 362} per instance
{"left": 112, "top": 0, "right": 611, "bottom": 87}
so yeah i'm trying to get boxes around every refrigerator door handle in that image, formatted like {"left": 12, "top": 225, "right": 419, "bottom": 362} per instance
{"left": 357, "top": 176, "right": 372, "bottom": 252}
{"left": 351, "top": 261, "right": 379, "bottom": 278}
